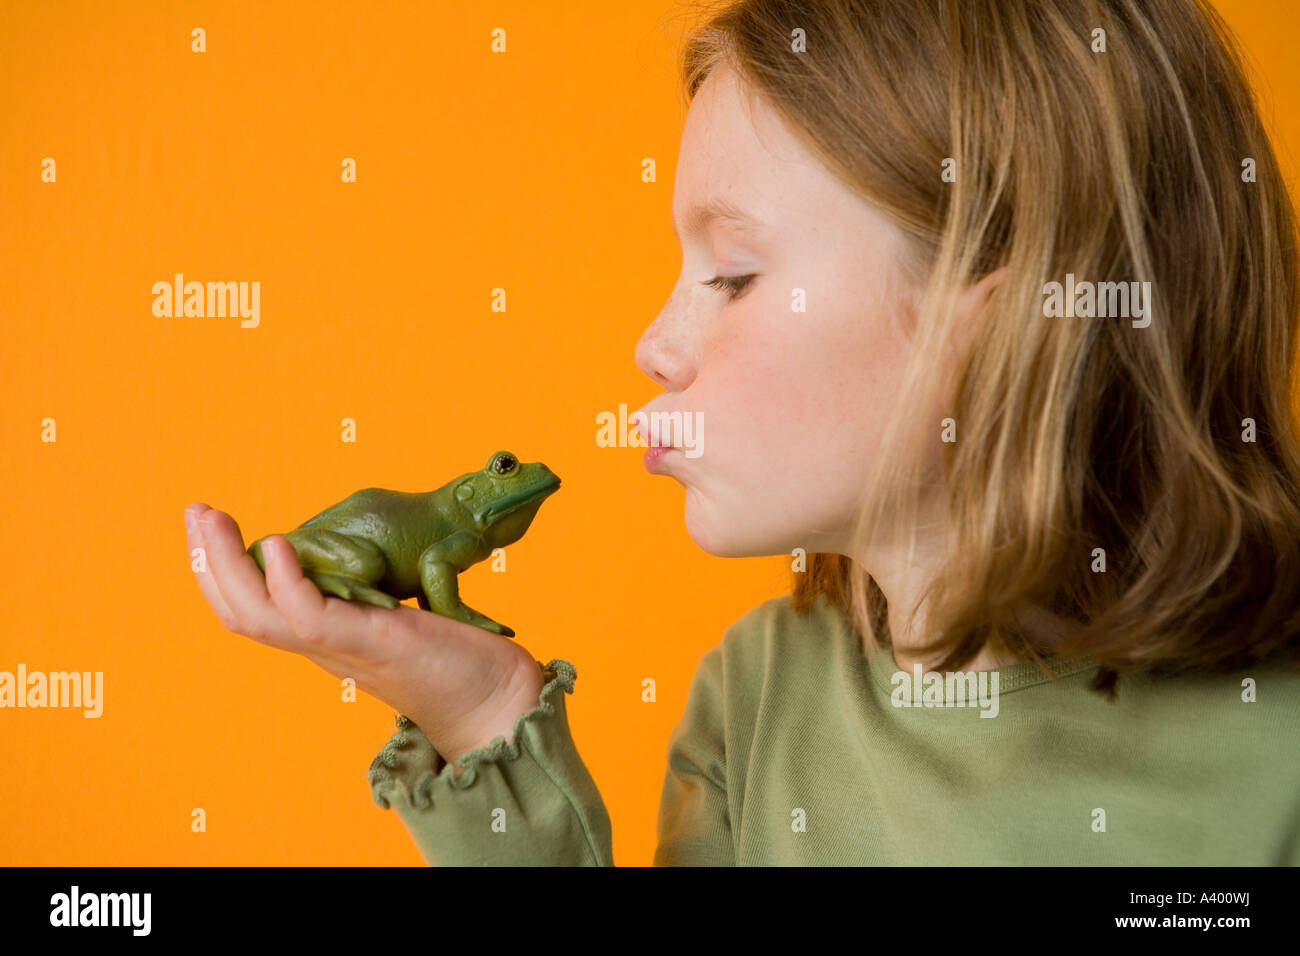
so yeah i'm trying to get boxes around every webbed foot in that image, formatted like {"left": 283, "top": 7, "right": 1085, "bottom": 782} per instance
{"left": 417, "top": 593, "right": 514, "bottom": 637}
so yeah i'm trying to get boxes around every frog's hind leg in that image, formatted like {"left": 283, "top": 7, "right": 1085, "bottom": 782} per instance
{"left": 304, "top": 571, "right": 400, "bottom": 609}
{"left": 251, "top": 529, "right": 401, "bottom": 609}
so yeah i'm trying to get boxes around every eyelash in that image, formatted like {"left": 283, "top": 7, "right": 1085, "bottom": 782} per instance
{"left": 702, "top": 274, "right": 756, "bottom": 300}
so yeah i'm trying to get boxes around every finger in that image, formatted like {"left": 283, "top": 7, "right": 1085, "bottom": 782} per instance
{"left": 261, "top": 534, "right": 388, "bottom": 657}
{"left": 185, "top": 503, "right": 239, "bottom": 629}
{"left": 198, "top": 507, "right": 297, "bottom": 645}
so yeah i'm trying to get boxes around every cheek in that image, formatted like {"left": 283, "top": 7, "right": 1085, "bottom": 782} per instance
{"left": 696, "top": 352, "right": 853, "bottom": 508}
{"left": 694, "top": 272, "right": 912, "bottom": 463}
{"left": 818, "top": 296, "right": 912, "bottom": 432}
{"left": 701, "top": 323, "right": 825, "bottom": 433}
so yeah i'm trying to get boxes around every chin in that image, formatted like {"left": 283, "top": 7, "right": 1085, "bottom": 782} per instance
{"left": 683, "top": 494, "right": 762, "bottom": 558}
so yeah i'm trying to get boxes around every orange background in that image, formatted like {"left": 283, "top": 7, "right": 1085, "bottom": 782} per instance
{"left": 1, "top": 0, "right": 1296, "bottom": 865}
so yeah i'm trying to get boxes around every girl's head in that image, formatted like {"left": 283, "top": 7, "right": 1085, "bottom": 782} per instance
{"left": 634, "top": 62, "right": 947, "bottom": 559}
{"left": 636, "top": 0, "right": 1300, "bottom": 691}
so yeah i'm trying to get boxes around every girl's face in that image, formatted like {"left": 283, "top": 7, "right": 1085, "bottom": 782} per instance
{"left": 633, "top": 65, "right": 923, "bottom": 558}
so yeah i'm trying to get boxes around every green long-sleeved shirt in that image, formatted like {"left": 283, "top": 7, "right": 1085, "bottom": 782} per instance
{"left": 365, "top": 592, "right": 1300, "bottom": 865}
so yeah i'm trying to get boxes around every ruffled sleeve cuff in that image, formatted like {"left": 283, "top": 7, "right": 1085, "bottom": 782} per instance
{"left": 365, "top": 658, "right": 614, "bottom": 865}
{"left": 367, "top": 659, "right": 573, "bottom": 810}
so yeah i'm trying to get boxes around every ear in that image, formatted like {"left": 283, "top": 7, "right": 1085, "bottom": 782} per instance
{"left": 935, "top": 266, "right": 1008, "bottom": 399}
{"left": 958, "top": 266, "right": 1007, "bottom": 321}
{"left": 946, "top": 265, "right": 1006, "bottom": 360}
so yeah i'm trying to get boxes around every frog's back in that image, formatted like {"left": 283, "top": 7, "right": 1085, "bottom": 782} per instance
{"left": 300, "top": 488, "right": 452, "bottom": 545}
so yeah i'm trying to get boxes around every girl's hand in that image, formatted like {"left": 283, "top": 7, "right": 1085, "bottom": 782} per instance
{"left": 183, "top": 502, "right": 544, "bottom": 767}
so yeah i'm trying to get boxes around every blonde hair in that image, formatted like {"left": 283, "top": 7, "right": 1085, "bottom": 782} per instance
{"left": 678, "top": 0, "right": 1300, "bottom": 695}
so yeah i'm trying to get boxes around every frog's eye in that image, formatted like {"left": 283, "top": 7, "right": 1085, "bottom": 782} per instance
{"left": 491, "top": 453, "right": 517, "bottom": 476}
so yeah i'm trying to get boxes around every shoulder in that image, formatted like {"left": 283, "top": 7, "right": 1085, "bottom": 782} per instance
{"left": 694, "top": 591, "right": 852, "bottom": 697}
{"left": 671, "top": 592, "right": 855, "bottom": 790}
{"left": 1135, "top": 649, "right": 1300, "bottom": 726}
{"left": 722, "top": 590, "right": 847, "bottom": 649}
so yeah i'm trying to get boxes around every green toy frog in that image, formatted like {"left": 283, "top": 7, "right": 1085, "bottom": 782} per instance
{"left": 246, "top": 451, "right": 560, "bottom": 637}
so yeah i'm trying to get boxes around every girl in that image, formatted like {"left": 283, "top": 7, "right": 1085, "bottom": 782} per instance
{"left": 186, "top": 0, "right": 1300, "bottom": 865}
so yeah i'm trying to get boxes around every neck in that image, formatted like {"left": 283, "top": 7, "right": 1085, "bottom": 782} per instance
{"left": 851, "top": 528, "right": 1076, "bottom": 674}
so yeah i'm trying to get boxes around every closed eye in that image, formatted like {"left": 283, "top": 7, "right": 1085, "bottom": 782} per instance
{"left": 701, "top": 274, "right": 756, "bottom": 300}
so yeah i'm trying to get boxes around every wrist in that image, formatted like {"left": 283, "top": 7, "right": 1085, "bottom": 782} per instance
{"left": 443, "top": 659, "right": 548, "bottom": 776}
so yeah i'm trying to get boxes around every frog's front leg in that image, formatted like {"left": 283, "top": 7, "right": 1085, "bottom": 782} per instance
{"left": 418, "top": 532, "right": 514, "bottom": 637}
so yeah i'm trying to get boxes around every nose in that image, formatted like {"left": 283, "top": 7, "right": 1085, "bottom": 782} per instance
{"left": 635, "top": 309, "right": 692, "bottom": 390}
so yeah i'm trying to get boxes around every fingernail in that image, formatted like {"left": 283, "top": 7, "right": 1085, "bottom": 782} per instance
{"left": 184, "top": 509, "right": 196, "bottom": 533}
{"left": 263, "top": 537, "right": 276, "bottom": 565}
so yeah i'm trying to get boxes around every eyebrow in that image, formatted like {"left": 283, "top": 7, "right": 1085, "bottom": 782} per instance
{"left": 671, "top": 196, "right": 764, "bottom": 240}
